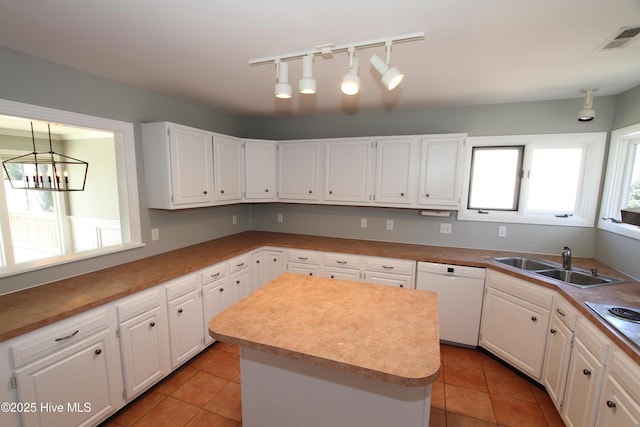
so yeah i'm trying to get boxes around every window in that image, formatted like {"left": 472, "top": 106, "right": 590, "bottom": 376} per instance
{"left": 598, "top": 123, "right": 640, "bottom": 240}
{"left": 459, "top": 133, "right": 606, "bottom": 226}
{"left": 0, "top": 99, "right": 142, "bottom": 277}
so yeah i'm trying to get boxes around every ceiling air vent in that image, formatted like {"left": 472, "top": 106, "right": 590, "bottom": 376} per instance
{"left": 596, "top": 25, "right": 640, "bottom": 50}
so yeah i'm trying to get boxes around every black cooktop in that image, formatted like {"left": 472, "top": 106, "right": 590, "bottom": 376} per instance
{"left": 585, "top": 302, "right": 640, "bottom": 349}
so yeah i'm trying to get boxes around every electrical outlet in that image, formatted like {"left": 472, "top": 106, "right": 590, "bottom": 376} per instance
{"left": 277, "top": 213, "right": 283, "bottom": 223}
{"left": 498, "top": 225, "right": 507, "bottom": 238}
{"left": 232, "top": 215, "right": 237, "bottom": 225}
{"left": 386, "top": 219, "right": 394, "bottom": 231}
{"left": 361, "top": 218, "right": 367, "bottom": 228}
{"left": 440, "top": 223, "right": 452, "bottom": 234}
{"left": 151, "top": 228, "right": 159, "bottom": 241}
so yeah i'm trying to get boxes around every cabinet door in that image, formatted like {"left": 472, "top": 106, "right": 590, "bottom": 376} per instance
{"left": 167, "top": 289, "right": 204, "bottom": 369}
{"left": 230, "top": 268, "right": 251, "bottom": 305}
{"left": 563, "top": 339, "right": 606, "bottom": 427}
{"left": 252, "top": 250, "right": 284, "bottom": 291}
{"left": 119, "top": 305, "right": 169, "bottom": 399}
{"left": 326, "top": 267, "right": 361, "bottom": 282}
{"left": 374, "top": 138, "right": 419, "bottom": 205}
{"left": 202, "top": 279, "right": 229, "bottom": 345}
{"left": 278, "top": 142, "right": 321, "bottom": 200}
{"left": 324, "top": 139, "right": 372, "bottom": 203}
{"left": 213, "top": 134, "right": 243, "bottom": 202}
{"left": 169, "top": 125, "right": 214, "bottom": 206}
{"left": 287, "top": 262, "right": 322, "bottom": 277}
{"left": 595, "top": 350, "right": 640, "bottom": 427}
{"left": 479, "top": 286, "right": 550, "bottom": 380}
{"left": 15, "top": 330, "right": 121, "bottom": 427}
{"left": 244, "top": 140, "right": 277, "bottom": 200}
{"left": 542, "top": 314, "right": 574, "bottom": 411}
{"left": 418, "top": 137, "right": 463, "bottom": 207}
{"left": 363, "top": 271, "right": 412, "bottom": 288}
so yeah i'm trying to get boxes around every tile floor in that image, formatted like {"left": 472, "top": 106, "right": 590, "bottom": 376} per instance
{"left": 100, "top": 342, "right": 565, "bottom": 427}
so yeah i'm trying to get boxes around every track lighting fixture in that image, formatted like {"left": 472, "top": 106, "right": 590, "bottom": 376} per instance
{"left": 250, "top": 32, "right": 424, "bottom": 100}
{"left": 577, "top": 88, "right": 597, "bottom": 122}
{"left": 341, "top": 48, "right": 360, "bottom": 95}
{"left": 299, "top": 54, "right": 317, "bottom": 94}
{"left": 274, "top": 60, "right": 292, "bottom": 99}
{"left": 370, "top": 41, "right": 404, "bottom": 91}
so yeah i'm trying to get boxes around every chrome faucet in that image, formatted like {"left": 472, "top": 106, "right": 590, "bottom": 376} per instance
{"left": 562, "top": 246, "right": 572, "bottom": 270}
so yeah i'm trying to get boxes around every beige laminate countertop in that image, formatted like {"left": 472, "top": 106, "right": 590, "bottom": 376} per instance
{"left": 1, "top": 230, "right": 639, "bottom": 363}
{"left": 208, "top": 273, "right": 441, "bottom": 386}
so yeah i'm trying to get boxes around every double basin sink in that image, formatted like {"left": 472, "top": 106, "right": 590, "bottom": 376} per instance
{"left": 491, "top": 256, "right": 627, "bottom": 288}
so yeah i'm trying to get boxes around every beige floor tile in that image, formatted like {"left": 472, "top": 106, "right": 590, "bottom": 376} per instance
{"left": 205, "top": 381, "right": 242, "bottom": 421}
{"left": 491, "top": 394, "right": 549, "bottom": 427}
{"left": 185, "top": 409, "right": 239, "bottom": 427}
{"left": 441, "top": 346, "right": 485, "bottom": 370}
{"left": 446, "top": 412, "right": 499, "bottom": 426}
{"left": 431, "top": 380, "right": 445, "bottom": 410}
{"left": 171, "top": 371, "right": 229, "bottom": 408}
{"left": 131, "top": 397, "right": 199, "bottom": 427}
{"left": 445, "top": 383, "right": 496, "bottom": 424}
{"left": 202, "top": 351, "right": 240, "bottom": 380}
{"left": 484, "top": 367, "right": 537, "bottom": 403}
{"left": 154, "top": 365, "right": 199, "bottom": 396}
{"left": 429, "top": 407, "right": 447, "bottom": 427}
{"left": 444, "top": 362, "right": 488, "bottom": 392}
{"left": 109, "top": 390, "right": 165, "bottom": 426}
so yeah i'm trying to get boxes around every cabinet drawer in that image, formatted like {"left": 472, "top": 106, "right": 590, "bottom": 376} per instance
{"left": 552, "top": 296, "right": 578, "bottom": 331}
{"left": 287, "top": 249, "right": 323, "bottom": 265}
{"left": 324, "top": 253, "right": 361, "bottom": 269}
{"left": 165, "top": 273, "right": 200, "bottom": 302}
{"left": 363, "top": 256, "right": 415, "bottom": 275}
{"left": 201, "top": 263, "right": 228, "bottom": 285}
{"left": 117, "top": 287, "right": 163, "bottom": 323}
{"left": 228, "top": 254, "right": 250, "bottom": 274}
{"left": 575, "top": 318, "right": 611, "bottom": 364}
{"left": 12, "top": 308, "right": 110, "bottom": 369}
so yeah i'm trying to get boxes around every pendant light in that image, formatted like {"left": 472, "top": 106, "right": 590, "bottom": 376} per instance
{"left": 341, "top": 47, "right": 360, "bottom": 96}
{"left": 2, "top": 122, "right": 88, "bottom": 191}
{"left": 370, "top": 41, "right": 404, "bottom": 91}
{"left": 299, "top": 53, "right": 317, "bottom": 94}
{"left": 274, "top": 60, "right": 292, "bottom": 99}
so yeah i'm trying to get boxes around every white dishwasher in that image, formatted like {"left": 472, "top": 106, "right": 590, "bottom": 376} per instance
{"left": 416, "top": 261, "right": 486, "bottom": 347}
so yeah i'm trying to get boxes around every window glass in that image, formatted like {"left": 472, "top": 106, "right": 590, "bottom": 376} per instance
{"left": 468, "top": 146, "right": 523, "bottom": 211}
{"left": 527, "top": 147, "right": 583, "bottom": 212}
{"left": 624, "top": 142, "right": 640, "bottom": 209}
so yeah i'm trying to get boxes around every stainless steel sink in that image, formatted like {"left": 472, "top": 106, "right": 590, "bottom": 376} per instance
{"left": 490, "top": 256, "right": 627, "bottom": 288}
{"left": 491, "top": 256, "right": 558, "bottom": 271}
{"left": 535, "top": 269, "right": 625, "bottom": 287}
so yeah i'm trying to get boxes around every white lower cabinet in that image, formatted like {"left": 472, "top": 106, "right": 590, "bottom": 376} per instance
{"left": 229, "top": 254, "right": 251, "bottom": 304}
{"left": 165, "top": 273, "right": 204, "bottom": 369}
{"left": 542, "top": 296, "right": 578, "bottom": 412}
{"left": 201, "top": 262, "right": 230, "bottom": 346}
{"left": 596, "top": 348, "right": 640, "bottom": 427}
{"left": 362, "top": 256, "right": 416, "bottom": 289}
{"left": 325, "top": 252, "right": 362, "bottom": 281}
{"left": 117, "top": 288, "right": 170, "bottom": 400}
{"left": 252, "top": 249, "right": 284, "bottom": 291}
{"left": 287, "top": 249, "right": 324, "bottom": 277}
{"left": 11, "top": 308, "right": 123, "bottom": 427}
{"left": 562, "top": 318, "right": 610, "bottom": 427}
{"left": 479, "top": 270, "right": 553, "bottom": 380}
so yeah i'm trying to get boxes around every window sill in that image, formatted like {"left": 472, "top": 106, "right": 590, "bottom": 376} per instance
{"left": 598, "top": 219, "right": 640, "bottom": 241}
{"left": 457, "top": 210, "right": 594, "bottom": 227}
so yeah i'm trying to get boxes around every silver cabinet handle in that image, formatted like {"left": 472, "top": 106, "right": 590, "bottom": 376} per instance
{"left": 236, "top": 262, "right": 244, "bottom": 267}
{"left": 211, "top": 272, "right": 220, "bottom": 278}
{"left": 54, "top": 329, "right": 79, "bottom": 342}
{"left": 382, "top": 265, "right": 394, "bottom": 270}
{"left": 336, "top": 260, "right": 347, "bottom": 265}
{"left": 298, "top": 256, "right": 308, "bottom": 261}
{"left": 556, "top": 308, "right": 566, "bottom": 317}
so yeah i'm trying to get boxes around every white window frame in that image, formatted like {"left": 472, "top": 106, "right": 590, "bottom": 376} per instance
{"left": 458, "top": 132, "right": 607, "bottom": 227}
{"left": 0, "top": 99, "right": 143, "bottom": 277}
{"left": 598, "top": 123, "right": 640, "bottom": 240}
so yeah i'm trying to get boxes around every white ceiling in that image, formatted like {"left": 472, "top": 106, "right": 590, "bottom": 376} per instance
{"left": 1, "top": 0, "right": 639, "bottom": 117}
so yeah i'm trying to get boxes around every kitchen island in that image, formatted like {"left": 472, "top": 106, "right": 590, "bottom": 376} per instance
{"left": 209, "top": 273, "right": 440, "bottom": 427}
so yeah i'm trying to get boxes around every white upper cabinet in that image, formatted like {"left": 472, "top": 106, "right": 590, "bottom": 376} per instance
{"left": 142, "top": 122, "right": 214, "bottom": 209}
{"left": 418, "top": 135, "right": 465, "bottom": 208}
{"left": 213, "top": 134, "right": 243, "bottom": 202}
{"left": 324, "top": 138, "right": 373, "bottom": 204}
{"left": 278, "top": 141, "right": 322, "bottom": 201}
{"left": 374, "top": 138, "right": 420, "bottom": 205}
{"left": 244, "top": 139, "right": 277, "bottom": 201}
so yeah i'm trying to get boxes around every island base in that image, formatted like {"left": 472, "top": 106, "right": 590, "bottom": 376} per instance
{"left": 240, "top": 347, "right": 432, "bottom": 427}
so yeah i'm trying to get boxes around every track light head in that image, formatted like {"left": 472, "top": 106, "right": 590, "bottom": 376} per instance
{"left": 370, "top": 54, "right": 404, "bottom": 90}
{"left": 578, "top": 88, "right": 597, "bottom": 122}
{"left": 299, "top": 54, "right": 317, "bottom": 94}
{"left": 275, "top": 60, "right": 292, "bottom": 99}
{"left": 341, "top": 49, "right": 360, "bottom": 95}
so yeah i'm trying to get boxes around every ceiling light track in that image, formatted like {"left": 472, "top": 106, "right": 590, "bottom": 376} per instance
{"left": 249, "top": 32, "right": 424, "bottom": 66}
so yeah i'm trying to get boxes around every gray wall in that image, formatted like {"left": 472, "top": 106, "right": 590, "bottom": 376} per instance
{"left": 0, "top": 47, "right": 252, "bottom": 292}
